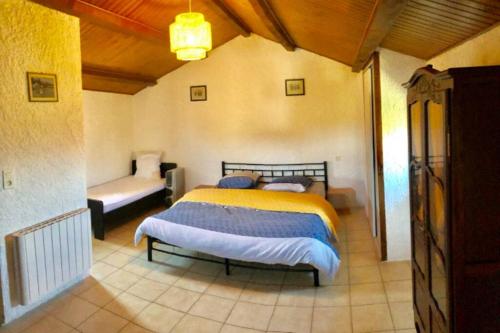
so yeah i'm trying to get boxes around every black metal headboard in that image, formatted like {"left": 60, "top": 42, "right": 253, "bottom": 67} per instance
{"left": 222, "top": 161, "right": 329, "bottom": 193}
{"left": 132, "top": 160, "right": 177, "bottom": 178}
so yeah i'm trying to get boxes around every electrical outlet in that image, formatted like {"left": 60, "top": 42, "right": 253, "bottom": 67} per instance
{"left": 3, "top": 171, "right": 14, "bottom": 190}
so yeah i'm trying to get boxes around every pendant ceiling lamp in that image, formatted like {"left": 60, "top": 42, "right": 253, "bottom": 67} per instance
{"left": 169, "top": 0, "right": 212, "bottom": 61}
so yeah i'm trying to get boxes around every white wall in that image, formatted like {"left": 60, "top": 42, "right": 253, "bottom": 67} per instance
{"left": 83, "top": 91, "right": 134, "bottom": 187}
{"left": 378, "top": 49, "right": 425, "bottom": 260}
{"left": 0, "top": 0, "right": 86, "bottom": 322}
{"left": 132, "top": 35, "right": 367, "bottom": 205}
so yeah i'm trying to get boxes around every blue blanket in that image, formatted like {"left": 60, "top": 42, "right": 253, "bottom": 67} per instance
{"left": 153, "top": 202, "right": 336, "bottom": 253}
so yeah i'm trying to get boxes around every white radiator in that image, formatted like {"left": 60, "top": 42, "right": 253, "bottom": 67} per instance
{"left": 12, "top": 208, "right": 92, "bottom": 305}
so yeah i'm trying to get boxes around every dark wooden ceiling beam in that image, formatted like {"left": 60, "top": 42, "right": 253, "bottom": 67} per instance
{"left": 352, "top": 0, "right": 408, "bottom": 72}
{"left": 31, "top": 0, "right": 168, "bottom": 44}
{"left": 82, "top": 65, "right": 157, "bottom": 86}
{"left": 249, "top": 0, "right": 296, "bottom": 51}
{"left": 212, "top": 0, "right": 252, "bottom": 37}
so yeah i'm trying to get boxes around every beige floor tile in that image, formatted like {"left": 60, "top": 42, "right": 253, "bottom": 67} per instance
{"left": 390, "top": 302, "right": 415, "bottom": 329}
{"left": 379, "top": 261, "right": 411, "bottom": 281}
{"left": 127, "top": 278, "right": 170, "bottom": 301}
{"left": 104, "top": 270, "right": 141, "bottom": 290}
{"left": 205, "top": 277, "right": 246, "bottom": 300}
{"left": 189, "top": 294, "right": 235, "bottom": 322}
{"left": 347, "top": 229, "right": 373, "bottom": 241}
{"left": 133, "top": 303, "right": 184, "bottom": 333}
{"left": 189, "top": 261, "right": 223, "bottom": 276}
{"left": 268, "top": 306, "right": 313, "bottom": 333}
{"left": 78, "top": 309, "right": 128, "bottom": 333}
{"left": 90, "top": 262, "right": 118, "bottom": 280}
{"left": 119, "top": 240, "right": 147, "bottom": 257}
{"left": 119, "top": 322, "right": 154, "bottom": 333}
{"left": 385, "top": 281, "right": 412, "bottom": 302}
{"left": 239, "top": 283, "right": 280, "bottom": 305}
{"left": 349, "top": 252, "right": 378, "bottom": 267}
{"left": 277, "top": 286, "right": 316, "bottom": 307}
{"left": 103, "top": 236, "right": 129, "bottom": 250}
{"left": 312, "top": 306, "right": 351, "bottom": 333}
{"left": 102, "top": 251, "right": 136, "bottom": 268}
{"left": 220, "top": 325, "right": 264, "bottom": 333}
{"left": 79, "top": 282, "right": 122, "bottom": 307}
{"left": 145, "top": 265, "right": 185, "bottom": 285}
{"left": 123, "top": 258, "right": 159, "bottom": 277}
{"left": 226, "top": 301, "right": 274, "bottom": 331}
{"left": 315, "top": 285, "right": 350, "bottom": 307}
{"left": 350, "top": 283, "right": 387, "bottom": 305}
{"left": 23, "top": 316, "right": 72, "bottom": 333}
{"left": 69, "top": 276, "right": 98, "bottom": 296}
{"left": 250, "top": 270, "right": 285, "bottom": 285}
{"left": 155, "top": 286, "right": 201, "bottom": 312}
{"left": 395, "top": 329, "right": 417, "bottom": 333}
{"left": 351, "top": 303, "right": 394, "bottom": 333}
{"left": 347, "top": 240, "right": 375, "bottom": 254}
{"left": 105, "top": 292, "right": 150, "bottom": 320}
{"left": 349, "top": 265, "right": 382, "bottom": 284}
{"left": 50, "top": 295, "right": 99, "bottom": 327}
{"left": 174, "top": 271, "right": 215, "bottom": 293}
{"left": 172, "top": 314, "right": 223, "bottom": 333}
{"left": 93, "top": 244, "right": 116, "bottom": 261}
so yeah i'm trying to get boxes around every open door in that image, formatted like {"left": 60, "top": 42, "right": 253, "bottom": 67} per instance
{"left": 362, "top": 52, "right": 387, "bottom": 260}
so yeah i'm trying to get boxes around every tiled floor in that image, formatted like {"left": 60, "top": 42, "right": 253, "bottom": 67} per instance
{"left": 1, "top": 208, "right": 416, "bottom": 333}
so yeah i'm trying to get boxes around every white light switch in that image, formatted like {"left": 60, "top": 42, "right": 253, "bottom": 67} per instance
{"left": 3, "top": 171, "right": 14, "bottom": 190}
{"left": 335, "top": 156, "right": 342, "bottom": 162}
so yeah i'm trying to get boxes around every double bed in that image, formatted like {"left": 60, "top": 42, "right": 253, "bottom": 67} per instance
{"left": 134, "top": 162, "right": 340, "bottom": 286}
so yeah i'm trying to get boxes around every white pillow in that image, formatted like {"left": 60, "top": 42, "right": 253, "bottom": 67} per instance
{"left": 135, "top": 153, "right": 161, "bottom": 179}
{"left": 262, "top": 183, "right": 307, "bottom": 193}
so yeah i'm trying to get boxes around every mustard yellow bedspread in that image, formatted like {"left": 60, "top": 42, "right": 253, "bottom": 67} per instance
{"left": 176, "top": 188, "right": 339, "bottom": 237}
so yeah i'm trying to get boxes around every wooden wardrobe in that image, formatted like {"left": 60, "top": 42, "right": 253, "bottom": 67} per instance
{"left": 405, "top": 65, "right": 500, "bottom": 333}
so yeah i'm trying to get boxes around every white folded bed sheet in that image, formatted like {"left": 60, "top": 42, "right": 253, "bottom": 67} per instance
{"left": 87, "top": 176, "right": 165, "bottom": 213}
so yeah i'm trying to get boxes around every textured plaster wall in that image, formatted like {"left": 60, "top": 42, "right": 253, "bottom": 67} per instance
{"left": 83, "top": 91, "right": 134, "bottom": 187}
{"left": 0, "top": 0, "right": 86, "bottom": 322}
{"left": 428, "top": 24, "right": 500, "bottom": 69}
{"left": 379, "top": 48, "right": 425, "bottom": 260}
{"left": 132, "top": 35, "right": 367, "bottom": 205}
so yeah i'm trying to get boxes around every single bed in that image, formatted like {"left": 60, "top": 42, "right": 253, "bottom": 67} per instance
{"left": 135, "top": 162, "right": 340, "bottom": 286}
{"left": 87, "top": 161, "right": 176, "bottom": 240}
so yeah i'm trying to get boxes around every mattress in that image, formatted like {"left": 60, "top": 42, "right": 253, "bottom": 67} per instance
{"left": 257, "top": 181, "right": 326, "bottom": 197}
{"left": 87, "top": 176, "right": 165, "bottom": 213}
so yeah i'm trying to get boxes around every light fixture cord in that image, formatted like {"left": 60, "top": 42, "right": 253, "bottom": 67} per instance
{"left": 189, "top": 0, "right": 192, "bottom": 12}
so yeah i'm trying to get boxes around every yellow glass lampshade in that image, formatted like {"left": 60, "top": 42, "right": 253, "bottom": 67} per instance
{"left": 169, "top": 12, "right": 212, "bottom": 61}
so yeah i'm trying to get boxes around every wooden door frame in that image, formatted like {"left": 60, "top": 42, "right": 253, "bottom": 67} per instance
{"left": 363, "top": 52, "right": 387, "bottom": 260}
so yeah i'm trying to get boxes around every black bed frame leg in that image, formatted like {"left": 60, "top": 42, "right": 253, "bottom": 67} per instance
{"left": 225, "top": 258, "right": 231, "bottom": 276}
{"left": 147, "top": 236, "right": 153, "bottom": 262}
{"left": 313, "top": 269, "right": 320, "bottom": 287}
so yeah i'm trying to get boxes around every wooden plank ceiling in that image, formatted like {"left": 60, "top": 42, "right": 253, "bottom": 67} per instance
{"left": 32, "top": 0, "right": 500, "bottom": 94}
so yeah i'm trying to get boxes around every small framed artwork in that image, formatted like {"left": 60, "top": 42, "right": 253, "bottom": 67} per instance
{"left": 27, "top": 72, "right": 58, "bottom": 102}
{"left": 190, "top": 85, "right": 207, "bottom": 102}
{"left": 285, "top": 78, "right": 305, "bottom": 96}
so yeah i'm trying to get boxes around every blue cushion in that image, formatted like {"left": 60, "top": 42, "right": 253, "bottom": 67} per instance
{"left": 217, "top": 176, "right": 256, "bottom": 189}
{"left": 271, "top": 176, "right": 313, "bottom": 188}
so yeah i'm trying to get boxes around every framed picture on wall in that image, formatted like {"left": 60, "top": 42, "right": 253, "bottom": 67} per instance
{"left": 27, "top": 72, "right": 58, "bottom": 102}
{"left": 190, "top": 85, "right": 207, "bottom": 102}
{"left": 285, "top": 79, "right": 305, "bottom": 96}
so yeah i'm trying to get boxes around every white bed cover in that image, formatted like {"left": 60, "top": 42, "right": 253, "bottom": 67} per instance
{"left": 87, "top": 176, "right": 165, "bottom": 213}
